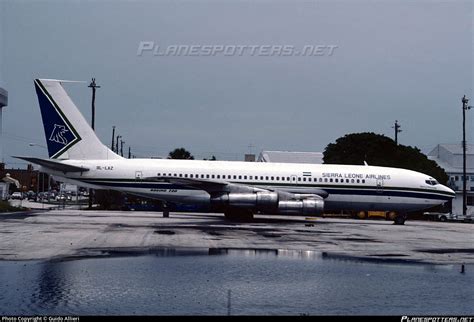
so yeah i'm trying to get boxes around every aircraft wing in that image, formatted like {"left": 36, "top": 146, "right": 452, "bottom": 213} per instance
{"left": 146, "top": 176, "right": 328, "bottom": 199}
{"left": 12, "top": 156, "right": 90, "bottom": 173}
{"left": 145, "top": 176, "right": 230, "bottom": 193}
{"left": 269, "top": 187, "right": 329, "bottom": 199}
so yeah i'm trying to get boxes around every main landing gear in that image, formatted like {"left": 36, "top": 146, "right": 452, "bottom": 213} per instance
{"left": 393, "top": 213, "right": 407, "bottom": 225}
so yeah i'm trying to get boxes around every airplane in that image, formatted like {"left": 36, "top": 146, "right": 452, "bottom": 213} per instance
{"left": 15, "top": 79, "right": 455, "bottom": 225}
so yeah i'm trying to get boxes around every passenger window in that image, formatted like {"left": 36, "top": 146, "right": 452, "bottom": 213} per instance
{"left": 324, "top": 178, "right": 328, "bottom": 182}
{"left": 298, "top": 178, "right": 301, "bottom": 181}
{"left": 239, "top": 175, "right": 242, "bottom": 179}
{"left": 330, "top": 178, "right": 333, "bottom": 183}
{"left": 351, "top": 179, "right": 355, "bottom": 183}
{"left": 206, "top": 174, "right": 210, "bottom": 179}
{"left": 346, "top": 179, "right": 349, "bottom": 183}
{"left": 335, "top": 179, "right": 338, "bottom": 183}
{"left": 244, "top": 176, "right": 247, "bottom": 180}
{"left": 362, "top": 179, "right": 365, "bottom": 184}
{"left": 357, "top": 179, "right": 360, "bottom": 183}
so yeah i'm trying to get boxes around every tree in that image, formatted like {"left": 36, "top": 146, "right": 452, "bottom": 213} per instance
{"left": 323, "top": 132, "right": 448, "bottom": 184}
{"left": 168, "top": 148, "right": 194, "bottom": 160}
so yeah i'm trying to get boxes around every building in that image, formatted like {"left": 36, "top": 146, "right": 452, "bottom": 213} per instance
{"left": 257, "top": 150, "right": 324, "bottom": 164}
{"left": 427, "top": 144, "right": 474, "bottom": 216}
{"left": 244, "top": 154, "right": 256, "bottom": 162}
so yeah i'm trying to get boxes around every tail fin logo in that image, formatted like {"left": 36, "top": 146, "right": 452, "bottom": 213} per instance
{"left": 35, "top": 79, "right": 81, "bottom": 159}
{"left": 49, "top": 124, "right": 70, "bottom": 145}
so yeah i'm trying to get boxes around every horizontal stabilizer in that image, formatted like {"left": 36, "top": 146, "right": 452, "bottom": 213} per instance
{"left": 13, "top": 156, "right": 89, "bottom": 173}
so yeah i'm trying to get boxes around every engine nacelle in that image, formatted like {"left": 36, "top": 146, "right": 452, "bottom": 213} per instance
{"left": 211, "top": 192, "right": 279, "bottom": 208}
{"left": 277, "top": 199, "right": 324, "bottom": 216}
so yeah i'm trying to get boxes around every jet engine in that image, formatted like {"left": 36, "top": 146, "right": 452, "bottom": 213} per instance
{"left": 211, "top": 192, "right": 279, "bottom": 208}
{"left": 277, "top": 198, "right": 324, "bottom": 216}
{"left": 211, "top": 191, "right": 325, "bottom": 216}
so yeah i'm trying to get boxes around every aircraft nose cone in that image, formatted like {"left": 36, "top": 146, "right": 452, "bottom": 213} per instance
{"left": 442, "top": 185, "right": 455, "bottom": 197}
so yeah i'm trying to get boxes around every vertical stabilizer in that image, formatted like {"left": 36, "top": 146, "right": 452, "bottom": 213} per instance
{"left": 34, "top": 78, "right": 122, "bottom": 160}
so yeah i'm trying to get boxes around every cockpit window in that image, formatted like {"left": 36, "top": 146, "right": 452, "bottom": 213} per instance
{"left": 425, "top": 179, "right": 438, "bottom": 186}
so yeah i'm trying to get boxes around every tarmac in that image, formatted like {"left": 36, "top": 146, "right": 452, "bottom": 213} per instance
{"left": 1, "top": 205, "right": 473, "bottom": 265}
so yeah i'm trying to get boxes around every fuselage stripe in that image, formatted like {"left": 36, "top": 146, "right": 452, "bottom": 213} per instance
{"left": 80, "top": 179, "right": 453, "bottom": 200}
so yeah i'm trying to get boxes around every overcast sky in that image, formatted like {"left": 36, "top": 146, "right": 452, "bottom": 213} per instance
{"left": 0, "top": 0, "right": 472, "bottom": 166}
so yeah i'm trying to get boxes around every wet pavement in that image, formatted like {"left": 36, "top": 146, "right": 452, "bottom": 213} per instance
{"left": 0, "top": 209, "right": 473, "bottom": 264}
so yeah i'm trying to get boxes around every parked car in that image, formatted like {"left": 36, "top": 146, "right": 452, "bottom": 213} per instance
{"left": 423, "top": 212, "right": 473, "bottom": 223}
{"left": 56, "top": 193, "right": 72, "bottom": 202}
{"left": 11, "top": 192, "right": 23, "bottom": 200}
{"left": 26, "top": 191, "right": 36, "bottom": 201}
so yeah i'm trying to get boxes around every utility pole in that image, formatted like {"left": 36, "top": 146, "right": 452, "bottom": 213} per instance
{"left": 88, "top": 78, "right": 100, "bottom": 209}
{"left": 88, "top": 78, "right": 101, "bottom": 130}
{"left": 111, "top": 126, "right": 116, "bottom": 152}
{"left": 392, "top": 120, "right": 402, "bottom": 145}
{"left": 116, "top": 135, "right": 121, "bottom": 155}
{"left": 120, "top": 139, "right": 125, "bottom": 157}
{"left": 128, "top": 146, "right": 131, "bottom": 159}
{"left": 462, "top": 95, "right": 471, "bottom": 219}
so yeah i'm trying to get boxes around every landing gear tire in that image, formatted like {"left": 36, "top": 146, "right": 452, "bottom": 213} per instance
{"left": 386, "top": 211, "right": 397, "bottom": 221}
{"left": 356, "top": 211, "right": 367, "bottom": 220}
{"left": 393, "top": 214, "right": 407, "bottom": 225}
{"left": 224, "top": 209, "right": 254, "bottom": 222}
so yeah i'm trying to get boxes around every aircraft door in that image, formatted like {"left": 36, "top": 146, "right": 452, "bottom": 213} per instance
{"left": 376, "top": 178, "right": 384, "bottom": 194}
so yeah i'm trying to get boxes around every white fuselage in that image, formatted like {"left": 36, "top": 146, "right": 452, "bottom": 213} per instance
{"left": 43, "top": 158, "right": 455, "bottom": 213}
